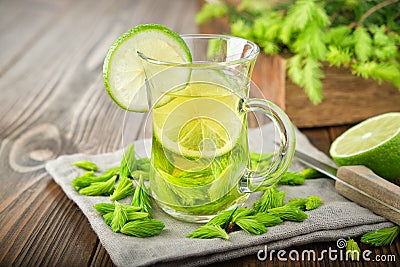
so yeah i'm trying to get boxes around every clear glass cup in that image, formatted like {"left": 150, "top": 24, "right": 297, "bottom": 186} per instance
{"left": 138, "top": 34, "right": 295, "bottom": 222}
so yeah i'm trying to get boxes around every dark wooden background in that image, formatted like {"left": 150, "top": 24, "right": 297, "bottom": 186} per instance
{"left": 0, "top": 0, "right": 398, "bottom": 266}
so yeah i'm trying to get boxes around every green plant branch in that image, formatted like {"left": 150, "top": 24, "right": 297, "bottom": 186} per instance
{"left": 358, "top": 0, "right": 400, "bottom": 26}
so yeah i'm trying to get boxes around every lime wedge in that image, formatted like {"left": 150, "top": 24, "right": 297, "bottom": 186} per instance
{"left": 103, "top": 24, "right": 192, "bottom": 112}
{"left": 329, "top": 112, "right": 400, "bottom": 181}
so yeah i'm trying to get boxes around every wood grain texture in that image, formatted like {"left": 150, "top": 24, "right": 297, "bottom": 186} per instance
{"left": 0, "top": 0, "right": 398, "bottom": 266}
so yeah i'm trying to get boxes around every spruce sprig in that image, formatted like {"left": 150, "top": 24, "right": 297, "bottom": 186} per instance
{"left": 110, "top": 176, "right": 134, "bottom": 201}
{"left": 120, "top": 144, "right": 137, "bottom": 178}
{"left": 78, "top": 176, "right": 116, "bottom": 196}
{"left": 121, "top": 219, "right": 165, "bottom": 237}
{"left": 361, "top": 226, "right": 400, "bottom": 246}
{"left": 131, "top": 175, "right": 152, "bottom": 216}
{"left": 72, "top": 161, "right": 99, "bottom": 171}
{"left": 196, "top": 0, "right": 400, "bottom": 104}
{"left": 72, "top": 166, "right": 119, "bottom": 190}
{"left": 187, "top": 225, "right": 229, "bottom": 240}
{"left": 110, "top": 201, "right": 128, "bottom": 232}
{"left": 346, "top": 238, "right": 361, "bottom": 261}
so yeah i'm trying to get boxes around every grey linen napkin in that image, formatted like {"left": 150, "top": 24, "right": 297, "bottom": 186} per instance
{"left": 45, "top": 125, "right": 394, "bottom": 266}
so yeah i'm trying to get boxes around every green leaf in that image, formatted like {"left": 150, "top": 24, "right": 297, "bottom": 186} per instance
{"left": 187, "top": 224, "right": 229, "bottom": 240}
{"left": 285, "top": 0, "right": 317, "bottom": 31}
{"left": 238, "top": 0, "right": 272, "bottom": 14}
{"left": 287, "top": 55, "right": 305, "bottom": 86}
{"left": 120, "top": 144, "right": 137, "bottom": 178}
{"left": 206, "top": 208, "right": 236, "bottom": 228}
{"left": 110, "top": 201, "right": 127, "bottom": 232}
{"left": 346, "top": 238, "right": 360, "bottom": 261}
{"left": 261, "top": 41, "right": 280, "bottom": 55}
{"left": 72, "top": 167, "right": 119, "bottom": 190}
{"left": 361, "top": 226, "right": 400, "bottom": 246}
{"left": 231, "top": 208, "right": 254, "bottom": 222}
{"left": 268, "top": 205, "right": 308, "bottom": 222}
{"left": 131, "top": 170, "right": 149, "bottom": 181}
{"left": 94, "top": 203, "right": 116, "bottom": 214}
{"left": 103, "top": 212, "right": 113, "bottom": 226}
{"left": 324, "top": 26, "right": 354, "bottom": 48}
{"left": 253, "top": 186, "right": 285, "bottom": 212}
{"left": 234, "top": 216, "right": 267, "bottom": 235}
{"left": 94, "top": 203, "right": 141, "bottom": 214}
{"left": 352, "top": 61, "right": 400, "bottom": 86}
{"left": 292, "top": 22, "right": 326, "bottom": 59}
{"left": 303, "top": 57, "right": 324, "bottom": 104}
{"left": 110, "top": 176, "right": 134, "bottom": 201}
{"left": 287, "top": 198, "right": 308, "bottom": 210}
{"left": 300, "top": 168, "right": 322, "bottom": 179}
{"left": 278, "top": 172, "right": 305, "bottom": 185}
{"left": 72, "top": 161, "right": 98, "bottom": 171}
{"left": 136, "top": 158, "right": 150, "bottom": 172}
{"left": 78, "top": 176, "right": 116, "bottom": 196}
{"left": 305, "top": 196, "right": 322, "bottom": 210}
{"left": 247, "top": 212, "right": 282, "bottom": 227}
{"left": 250, "top": 151, "right": 273, "bottom": 172}
{"left": 121, "top": 219, "right": 165, "bottom": 237}
{"left": 72, "top": 171, "right": 96, "bottom": 190}
{"left": 126, "top": 211, "right": 149, "bottom": 221}
{"left": 252, "top": 13, "right": 283, "bottom": 42}
{"left": 195, "top": 1, "right": 227, "bottom": 24}
{"left": 326, "top": 45, "right": 353, "bottom": 68}
{"left": 131, "top": 176, "right": 152, "bottom": 216}
{"left": 353, "top": 27, "right": 372, "bottom": 62}
{"left": 230, "top": 20, "right": 253, "bottom": 40}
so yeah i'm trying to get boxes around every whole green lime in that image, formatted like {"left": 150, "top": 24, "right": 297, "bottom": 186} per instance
{"left": 329, "top": 112, "right": 400, "bottom": 183}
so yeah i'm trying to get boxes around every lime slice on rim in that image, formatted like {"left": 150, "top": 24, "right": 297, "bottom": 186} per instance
{"left": 329, "top": 112, "right": 400, "bottom": 181}
{"left": 103, "top": 24, "right": 192, "bottom": 112}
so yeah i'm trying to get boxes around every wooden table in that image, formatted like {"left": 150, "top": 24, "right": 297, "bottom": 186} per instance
{"left": 0, "top": 0, "right": 398, "bottom": 266}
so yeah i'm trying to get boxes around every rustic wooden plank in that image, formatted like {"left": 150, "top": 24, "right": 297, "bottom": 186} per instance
{"left": 1, "top": 1, "right": 398, "bottom": 267}
{"left": 90, "top": 243, "right": 115, "bottom": 267}
{"left": 285, "top": 65, "right": 400, "bottom": 128}
{"left": 0, "top": 0, "right": 199, "bottom": 266}
{"left": 0, "top": 0, "right": 72, "bottom": 76}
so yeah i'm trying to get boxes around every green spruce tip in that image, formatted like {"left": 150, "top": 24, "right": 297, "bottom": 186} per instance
{"left": 110, "top": 201, "right": 128, "bottom": 232}
{"left": 110, "top": 176, "right": 134, "bottom": 201}
{"left": 206, "top": 208, "right": 238, "bottom": 228}
{"left": 120, "top": 219, "right": 165, "bottom": 237}
{"left": 268, "top": 205, "right": 308, "bottom": 222}
{"left": 72, "top": 171, "right": 96, "bottom": 190}
{"left": 72, "top": 166, "right": 119, "bottom": 190}
{"left": 131, "top": 175, "right": 152, "bottom": 216}
{"left": 253, "top": 186, "right": 285, "bottom": 212}
{"left": 120, "top": 144, "right": 137, "bottom": 178}
{"left": 94, "top": 203, "right": 141, "bottom": 214}
{"left": 278, "top": 172, "right": 305, "bottom": 185}
{"left": 234, "top": 216, "right": 267, "bottom": 235}
{"left": 72, "top": 161, "right": 99, "bottom": 171}
{"left": 361, "top": 226, "right": 400, "bottom": 246}
{"left": 346, "top": 238, "right": 361, "bottom": 261}
{"left": 78, "top": 176, "right": 116, "bottom": 196}
{"left": 187, "top": 224, "right": 229, "bottom": 240}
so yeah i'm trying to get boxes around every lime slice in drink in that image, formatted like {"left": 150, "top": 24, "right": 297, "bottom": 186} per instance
{"left": 178, "top": 117, "right": 231, "bottom": 157}
{"left": 329, "top": 112, "right": 400, "bottom": 181}
{"left": 152, "top": 82, "right": 243, "bottom": 158}
{"left": 103, "top": 24, "right": 192, "bottom": 112}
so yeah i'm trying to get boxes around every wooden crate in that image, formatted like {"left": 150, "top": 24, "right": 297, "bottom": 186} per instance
{"left": 197, "top": 3, "right": 400, "bottom": 128}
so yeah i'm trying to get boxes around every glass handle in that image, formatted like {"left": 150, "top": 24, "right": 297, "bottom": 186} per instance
{"left": 239, "top": 98, "right": 296, "bottom": 193}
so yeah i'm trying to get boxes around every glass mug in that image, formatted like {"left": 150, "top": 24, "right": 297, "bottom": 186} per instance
{"left": 137, "top": 34, "right": 295, "bottom": 222}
